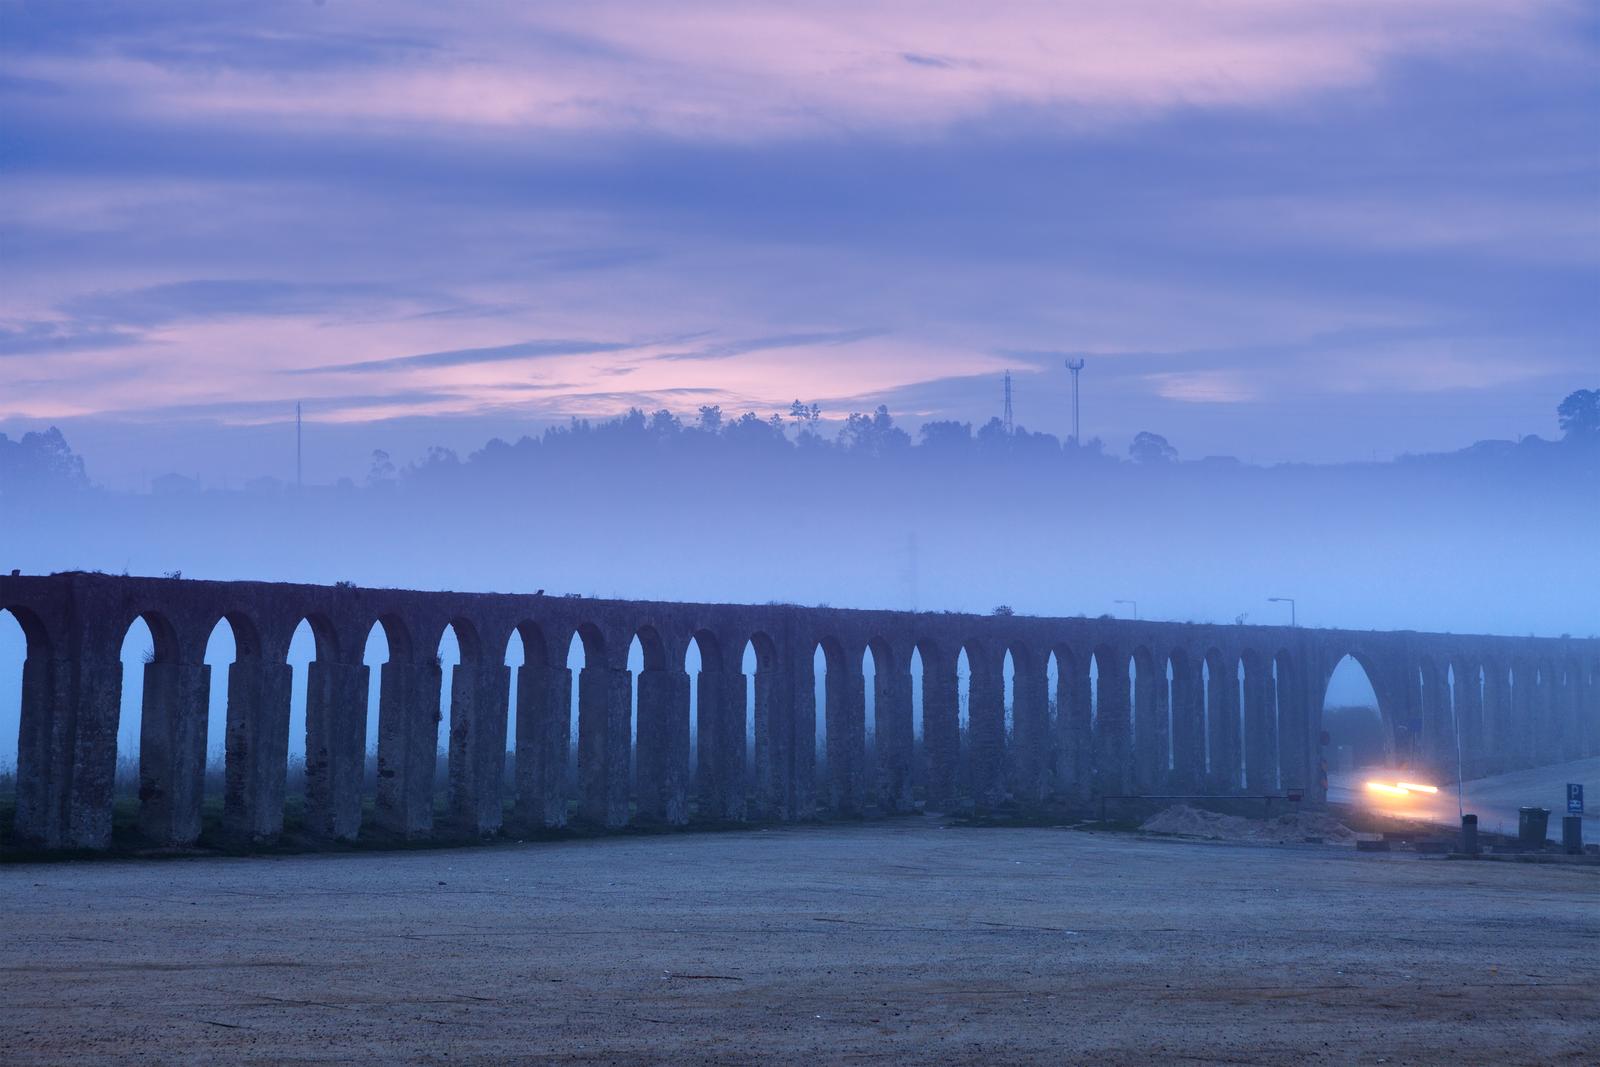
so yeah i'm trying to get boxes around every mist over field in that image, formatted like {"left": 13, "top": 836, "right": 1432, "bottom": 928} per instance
{"left": 4, "top": 399, "right": 1597, "bottom": 773}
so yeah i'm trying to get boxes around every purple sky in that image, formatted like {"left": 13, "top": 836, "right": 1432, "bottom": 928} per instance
{"left": 2, "top": 1, "right": 1596, "bottom": 487}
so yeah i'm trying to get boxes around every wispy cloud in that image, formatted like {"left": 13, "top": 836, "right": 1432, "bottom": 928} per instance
{"left": 0, "top": 321, "right": 145, "bottom": 357}
{"left": 654, "top": 327, "right": 888, "bottom": 361}
{"left": 6, "top": 2, "right": 1579, "bottom": 140}
{"left": 60, "top": 279, "right": 436, "bottom": 327}
{"left": 287, "top": 338, "right": 640, "bottom": 375}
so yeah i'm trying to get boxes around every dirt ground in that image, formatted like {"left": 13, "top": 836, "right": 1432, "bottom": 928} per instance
{"left": 2, "top": 818, "right": 1596, "bottom": 1065}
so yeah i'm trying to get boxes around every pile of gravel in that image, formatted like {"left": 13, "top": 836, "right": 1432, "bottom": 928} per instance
{"left": 1140, "top": 804, "right": 1357, "bottom": 845}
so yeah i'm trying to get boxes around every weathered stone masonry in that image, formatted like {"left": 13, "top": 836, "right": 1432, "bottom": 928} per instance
{"left": 3, "top": 572, "right": 1596, "bottom": 851}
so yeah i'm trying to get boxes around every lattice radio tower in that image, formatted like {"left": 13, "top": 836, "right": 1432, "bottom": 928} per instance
{"left": 1003, "top": 370, "right": 1014, "bottom": 435}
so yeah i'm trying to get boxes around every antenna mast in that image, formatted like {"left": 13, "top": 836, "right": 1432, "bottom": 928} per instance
{"left": 1065, "top": 358, "right": 1085, "bottom": 445}
{"left": 296, "top": 402, "right": 303, "bottom": 489}
{"left": 1003, "top": 370, "right": 1014, "bottom": 435}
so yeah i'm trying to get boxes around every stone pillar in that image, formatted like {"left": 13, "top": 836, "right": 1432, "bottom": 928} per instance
{"left": 827, "top": 660, "right": 867, "bottom": 816}
{"left": 1132, "top": 662, "right": 1163, "bottom": 794}
{"left": 375, "top": 660, "right": 442, "bottom": 838}
{"left": 689, "top": 669, "right": 748, "bottom": 822}
{"left": 1546, "top": 667, "right": 1572, "bottom": 763}
{"left": 1054, "top": 656, "right": 1092, "bottom": 803}
{"left": 513, "top": 662, "right": 571, "bottom": 828}
{"left": 1094, "top": 655, "right": 1131, "bottom": 795}
{"left": 923, "top": 655, "right": 959, "bottom": 807}
{"left": 1481, "top": 666, "right": 1510, "bottom": 774}
{"left": 1011, "top": 660, "right": 1050, "bottom": 806}
{"left": 790, "top": 650, "right": 817, "bottom": 820}
{"left": 695, "top": 668, "right": 727, "bottom": 819}
{"left": 1453, "top": 664, "right": 1486, "bottom": 779}
{"left": 222, "top": 657, "right": 294, "bottom": 845}
{"left": 750, "top": 666, "right": 780, "bottom": 820}
{"left": 1511, "top": 664, "right": 1535, "bottom": 769}
{"left": 1418, "top": 661, "right": 1452, "bottom": 776}
{"left": 14, "top": 655, "right": 69, "bottom": 849}
{"left": 635, "top": 668, "right": 690, "bottom": 824}
{"left": 303, "top": 660, "right": 369, "bottom": 841}
{"left": 874, "top": 665, "right": 915, "bottom": 812}
{"left": 136, "top": 661, "right": 211, "bottom": 847}
{"left": 1583, "top": 664, "right": 1599, "bottom": 758}
{"left": 1169, "top": 660, "right": 1205, "bottom": 792}
{"left": 446, "top": 663, "right": 511, "bottom": 836}
{"left": 967, "top": 654, "right": 1005, "bottom": 807}
{"left": 577, "top": 665, "right": 631, "bottom": 828}
{"left": 64, "top": 650, "right": 123, "bottom": 849}
{"left": 1210, "top": 662, "right": 1240, "bottom": 791}
{"left": 1275, "top": 665, "right": 1310, "bottom": 795}
{"left": 1241, "top": 659, "right": 1273, "bottom": 792}
{"left": 724, "top": 670, "right": 749, "bottom": 820}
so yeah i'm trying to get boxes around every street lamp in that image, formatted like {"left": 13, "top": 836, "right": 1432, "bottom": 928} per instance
{"left": 1114, "top": 599, "right": 1138, "bottom": 620}
{"left": 1267, "top": 597, "right": 1296, "bottom": 627}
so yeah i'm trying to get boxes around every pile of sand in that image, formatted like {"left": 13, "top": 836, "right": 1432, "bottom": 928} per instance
{"left": 1140, "top": 804, "right": 1358, "bottom": 845}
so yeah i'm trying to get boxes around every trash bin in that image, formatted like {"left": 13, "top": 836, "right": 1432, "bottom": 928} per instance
{"left": 1517, "top": 806, "right": 1550, "bottom": 847}
{"left": 1461, "top": 813, "right": 1479, "bottom": 856}
{"left": 1563, "top": 815, "right": 1583, "bottom": 855}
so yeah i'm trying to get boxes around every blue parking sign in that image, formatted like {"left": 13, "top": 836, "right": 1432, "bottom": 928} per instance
{"left": 1569, "top": 783, "right": 1584, "bottom": 815}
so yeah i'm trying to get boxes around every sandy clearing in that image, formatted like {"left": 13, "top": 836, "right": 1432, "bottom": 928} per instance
{"left": 2, "top": 818, "right": 1596, "bottom": 1065}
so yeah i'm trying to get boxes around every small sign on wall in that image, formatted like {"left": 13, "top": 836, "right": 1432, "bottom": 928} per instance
{"left": 1568, "top": 783, "right": 1584, "bottom": 815}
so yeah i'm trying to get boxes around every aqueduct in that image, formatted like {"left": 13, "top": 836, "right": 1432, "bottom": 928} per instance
{"left": 3, "top": 571, "right": 1596, "bottom": 851}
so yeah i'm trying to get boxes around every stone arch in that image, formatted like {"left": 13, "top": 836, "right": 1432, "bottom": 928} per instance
{"left": 0, "top": 602, "right": 51, "bottom": 660}
{"left": 1319, "top": 651, "right": 1393, "bottom": 785}
{"left": 631, "top": 624, "right": 669, "bottom": 673}
{"left": 512, "top": 619, "right": 551, "bottom": 668}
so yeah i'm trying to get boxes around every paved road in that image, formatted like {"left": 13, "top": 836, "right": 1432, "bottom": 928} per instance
{"left": 3, "top": 820, "right": 1596, "bottom": 1064}
{"left": 1331, "top": 756, "right": 1600, "bottom": 842}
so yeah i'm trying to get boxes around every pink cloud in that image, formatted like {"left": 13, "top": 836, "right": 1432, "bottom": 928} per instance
{"left": 14, "top": 1, "right": 1580, "bottom": 139}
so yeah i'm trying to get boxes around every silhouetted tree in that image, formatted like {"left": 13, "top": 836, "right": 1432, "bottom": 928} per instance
{"left": 975, "top": 416, "right": 1010, "bottom": 457}
{"left": 648, "top": 409, "right": 683, "bottom": 438}
{"left": 920, "top": 420, "right": 973, "bottom": 453}
{"left": 1129, "top": 431, "right": 1178, "bottom": 464}
{"left": 0, "top": 427, "right": 89, "bottom": 495}
{"left": 789, "top": 400, "right": 824, "bottom": 447}
{"left": 696, "top": 404, "right": 723, "bottom": 433}
{"left": 366, "top": 449, "right": 396, "bottom": 486}
{"left": 1557, "top": 389, "right": 1599, "bottom": 440}
{"left": 839, "top": 405, "right": 910, "bottom": 457}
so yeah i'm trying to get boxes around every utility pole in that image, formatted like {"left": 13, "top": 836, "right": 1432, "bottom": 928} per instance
{"left": 1267, "top": 597, "right": 1296, "bottom": 627}
{"left": 1114, "top": 599, "right": 1138, "bottom": 620}
{"left": 1065, "top": 358, "right": 1085, "bottom": 445}
{"left": 1002, "top": 370, "right": 1014, "bottom": 436}
{"left": 296, "top": 402, "right": 303, "bottom": 489}
{"left": 906, "top": 532, "right": 919, "bottom": 612}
